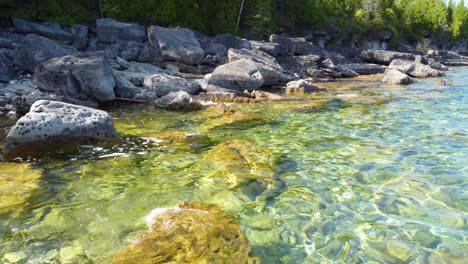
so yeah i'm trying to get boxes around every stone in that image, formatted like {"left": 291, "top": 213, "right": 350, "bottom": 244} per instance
{"left": 0, "top": 163, "right": 42, "bottom": 213}
{"left": 195, "top": 91, "right": 253, "bottom": 103}
{"left": 252, "top": 90, "right": 283, "bottom": 101}
{"left": 382, "top": 69, "right": 414, "bottom": 85}
{"left": 286, "top": 80, "right": 322, "bottom": 93}
{"left": 13, "top": 34, "right": 78, "bottom": 72}
{"left": 12, "top": 18, "right": 73, "bottom": 44}
{"left": 154, "top": 91, "right": 203, "bottom": 111}
{"left": 113, "top": 71, "right": 140, "bottom": 99}
{"left": 96, "top": 18, "right": 146, "bottom": 44}
{"left": 143, "top": 73, "right": 200, "bottom": 97}
{"left": 340, "top": 63, "right": 387, "bottom": 75}
{"left": 112, "top": 202, "right": 256, "bottom": 264}
{"left": 389, "top": 59, "right": 443, "bottom": 78}
{"left": 228, "top": 48, "right": 288, "bottom": 85}
{"left": 0, "top": 37, "right": 15, "bottom": 49}
{"left": 210, "top": 34, "right": 252, "bottom": 50}
{"left": 33, "top": 53, "right": 116, "bottom": 102}
{"left": 0, "top": 49, "right": 14, "bottom": 82}
{"left": 137, "top": 44, "right": 163, "bottom": 63}
{"left": 427, "top": 59, "right": 449, "bottom": 71}
{"left": 2, "top": 251, "right": 28, "bottom": 263}
{"left": 3, "top": 100, "right": 118, "bottom": 158}
{"left": 70, "top": 24, "right": 88, "bottom": 50}
{"left": 277, "top": 55, "right": 321, "bottom": 78}
{"left": 120, "top": 46, "right": 140, "bottom": 61}
{"left": 335, "top": 65, "right": 360, "bottom": 77}
{"left": 207, "top": 59, "right": 264, "bottom": 92}
{"left": 270, "top": 34, "right": 324, "bottom": 57}
{"left": 360, "top": 50, "right": 416, "bottom": 65}
{"left": 148, "top": 26, "right": 204, "bottom": 65}
{"left": 250, "top": 40, "right": 280, "bottom": 57}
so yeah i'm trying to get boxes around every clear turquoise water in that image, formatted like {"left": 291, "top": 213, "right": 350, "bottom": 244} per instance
{"left": 0, "top": 68, "right": 467, "bottom": 263}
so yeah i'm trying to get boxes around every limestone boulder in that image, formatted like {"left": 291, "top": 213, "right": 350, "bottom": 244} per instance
{"left": 13, "top": 34, "right": 78, "bottom": 72}
{"left": 3, "top": 100, "right": 118, "bottom": 158}
{"left": 33, "top": 53, "right": 116, "bottom": 102}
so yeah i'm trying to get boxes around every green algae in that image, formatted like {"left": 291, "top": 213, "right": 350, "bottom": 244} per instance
{"left": 0, "top": 163, "right": 42, "bottom": 214}
{"left": 0, "top": 68, "right": 467, "bottom": 263}
{"left": 112, "top": 202, "right": 259, "bottom": 264}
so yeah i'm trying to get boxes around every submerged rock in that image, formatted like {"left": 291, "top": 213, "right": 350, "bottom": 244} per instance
{"left": 0, "top": 163, "right": 42, "bottom": 213}
{"left": 3, "top": 100, "right": 118, "bottom": 158}
{"left": 33, "top": 53, "right": 116, "bottom": 102}
{"left": 13, "top": 34, "right": 78, "bottom": 72}
{"left": 382, "top": 69, "right": 414, "bottom": 85}
{"left": 112, "top": 202, "right": 257, "bottom": 264}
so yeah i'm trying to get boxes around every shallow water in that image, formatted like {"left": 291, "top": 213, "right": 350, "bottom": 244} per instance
{"left": 0, "top": 68, "right": 467, "bottom": 263}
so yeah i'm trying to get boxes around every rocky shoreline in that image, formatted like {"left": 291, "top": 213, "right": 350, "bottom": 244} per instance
{"left": 1, "top": 17, "right": 467, "bottom": 158}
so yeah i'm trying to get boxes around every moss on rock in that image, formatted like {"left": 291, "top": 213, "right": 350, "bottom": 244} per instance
{"left": 112, "top": 202, "right": 260, "bottom": 264}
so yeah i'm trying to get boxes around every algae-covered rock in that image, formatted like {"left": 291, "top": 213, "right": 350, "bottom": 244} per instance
{"left": 0, "top": 163, "right": 42, "bottom": 213}
{"left": 112, "top": 202, "right": 259, "bottom": 264}
{"left": 198, "top": 104, "right": 259, "bottom": 131}
{"left": 365, "top": 239, "right": 417, "bottom": 263}
{"left": 193, "top": 140, "right": 280, "bottom": 209}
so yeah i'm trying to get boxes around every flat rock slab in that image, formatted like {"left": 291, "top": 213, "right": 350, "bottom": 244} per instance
{"left": 360, "top": 50, "right": 416, "bottom": 65}
{"left": 3, "top": 100, "right": 118, "bottom": 158}
{"left": 13, "top": 18, "right": 74, "bottom": 44}
{"left": 389, "top": 59, "right": 443, "bottom": 78}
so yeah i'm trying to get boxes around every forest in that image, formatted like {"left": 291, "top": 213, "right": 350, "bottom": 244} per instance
{"left": 1, "top": 0, "right": 467, "bottom": 43}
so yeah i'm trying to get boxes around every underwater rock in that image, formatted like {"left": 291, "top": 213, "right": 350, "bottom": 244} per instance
{"left": 198, "top": 104, "right": 259, "bottom": 131}
{"left": 112, "top": 202, "right": 258, "bottom": 264}
{"left": 193, "top": 140, "right": 279, "bottom": 205}
{"left": 365, "top": 239, "right": 417, "bottom": 263}
{"left": 0, "top": 163, "right": 42, "bottom": 213}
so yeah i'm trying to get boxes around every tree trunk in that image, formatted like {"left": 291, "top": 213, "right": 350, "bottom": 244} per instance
{"left": 236, "top": 0, "right": 246, "bottom": 32}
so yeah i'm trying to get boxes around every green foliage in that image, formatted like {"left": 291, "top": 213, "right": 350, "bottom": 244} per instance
{"left": 0, "top": 0, "right": 467, "bottom": 41}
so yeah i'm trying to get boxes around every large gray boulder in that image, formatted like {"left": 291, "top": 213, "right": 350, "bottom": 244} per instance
{"left": 210, "top": 34, "right": 252, "bottom": 50}
{"left": 3, "top": 100, "right": 118, "bottom": 158}
{"left": 154, "top": 91, "right": 203, "bottom": 111}
{"left": 228, "top": 48, "right": 288, "bottom": 85}
{"left": 0, "top": 49, "right": 14, "bottom": 82}
{"left": 12, "top": 18, "right": 74, "bottom": 44}
{"left": 250, "top": 41, "right": 280, "bottom": 57}
{"left": 33, "top": 53, "right": 116, "bottom": 102}
{"left": 70, "top": 24, "right": 88, "bottom": 50}
{"left": 96, "top": 18, "right": 146, "bottom": 44}
{"left": 360, "top": 50, "right": 416, "bottom": 65}
{"left": 143, "top": 73, "right": 200, "bottom": 97}
{"left": 148, "top": 26, "right": 204, "bottom": 65}
{"left": 270, "top": 34, "right": 324, "bottom": 57}
{"left": 277, "top": 55, "right": 321, "bottom": 78}
{"left": 13, "top": 34, "right": 78, "bottom": 72}
{"left": 389, "top": 59, "right": 443, "bottom": 78}
{"left": 382, "top": 69, "right": 414, "bottom": 85}
{"left": 207, "top": 59, "right": 264, "bottom": 92}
